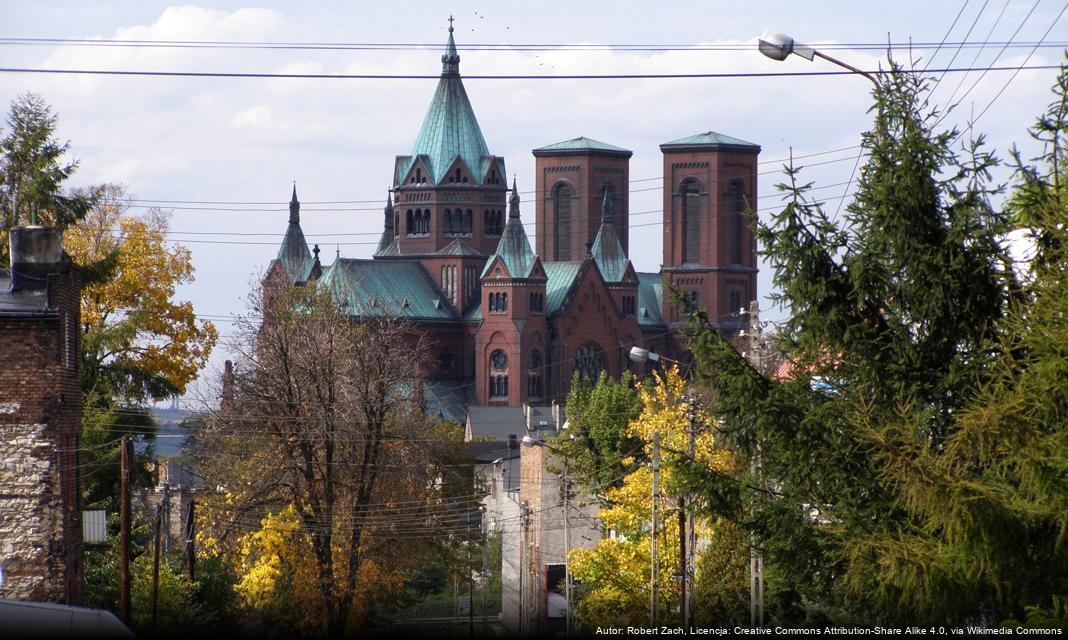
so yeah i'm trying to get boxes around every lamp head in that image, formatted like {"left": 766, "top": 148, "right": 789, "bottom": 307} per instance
{"left": 629, "top": 346, "right": 661, "bottom": 364}
{"left": 758, "top": 30, "right": 815, "bottom": 62}
{"left": 521, "top": 435, "right": 540, "bottom": 447}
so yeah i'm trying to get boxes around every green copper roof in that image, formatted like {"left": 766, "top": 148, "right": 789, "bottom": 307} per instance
{"left": 276, "top": 187, "right": 314, "bottom": 282}
{"left": 544, "top": 262, "right": 583, "bottom": 313}
{"left": 532, "top": 136, "right": 632, "bottom": 156}
{"left": 318, "top": 259, "right": 454, "bottom": 320}
{"left": 437, "top": 239, "right": 484, "bottom": 257}
{"left": 590, "top": 187, "right": 631, "bottom": 282}
{"left": 481, "top": 181, "right": 535, "bottom": 278}
{"left": 661, "top": 130, "right": 760, "bottom": 150}
{"left": 399, "top": 29, "right": 491, "bottom": 185}
{"left": 637, "top": 272, "right": 666, "bottom": 327}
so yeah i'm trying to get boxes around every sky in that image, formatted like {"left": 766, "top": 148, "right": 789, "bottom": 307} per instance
{"left": 2, "top": 1, "right": 1065, "bottom": 395}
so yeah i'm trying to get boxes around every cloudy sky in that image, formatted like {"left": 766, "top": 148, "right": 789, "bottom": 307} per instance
{"left": 2, "top": 1, "right": 1065, "bottom": 389}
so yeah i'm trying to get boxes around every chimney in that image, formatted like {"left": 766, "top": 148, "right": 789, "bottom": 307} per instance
{"left": 220, "top": 360, "right": 235, "bottom": 414}
{"left": 9, "top": 226, "right": 63, "bottom": 293}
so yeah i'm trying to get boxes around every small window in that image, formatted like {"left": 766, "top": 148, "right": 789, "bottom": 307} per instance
{"left": 622, "top": 295, "right": 635, "bottom": 317}
{"left": 490, "top": 350, "right": 509, "bottom": 400}
{"left": 455, "top": 168, "right": 462, "bottom": 183}
{"left": 530, "top": 292, "right": 543, "bottom": 314}
{"left": 528, "top": 350, "right": 542, "bottom": 399}
{"left": 489, "top": 292, "right": 509, "bottom": 314}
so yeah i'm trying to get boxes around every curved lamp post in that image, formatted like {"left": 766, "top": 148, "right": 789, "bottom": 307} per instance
{"left": 758, "top": 30, "right": 880, "bottom": 88}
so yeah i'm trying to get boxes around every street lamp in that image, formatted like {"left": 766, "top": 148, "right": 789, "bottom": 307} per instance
{"left": 521, "top": 435, "right": 573, "bottom": 636}
{"left": 758, "top": 30, "right": 880, "bottom": 87}
{"left": 628, "top": 346, "right": 686, "bottom": 367}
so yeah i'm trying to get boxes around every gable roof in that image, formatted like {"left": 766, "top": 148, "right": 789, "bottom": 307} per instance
{"left": 637, "top": 272, "right": 666, "bottom": 327}
{"left": 317, "top": 258, "right": 454, "bottom": 320}
{"left": 466, "top": 405, "right": 558, "bottom": 441}
{"left": 590, "top": 189, "right": 631, "bottom": 283}
{"left": 544, "top": 261, "right": 583, "bottom": 313}
{"left": 661, "top": 130, "right": 761, "bottom": 152}
{"left": 532, "top": 136, "right": 633, "bottom": 157}
{"left": 437, "top": 239, "right": 485, "bottom": 257}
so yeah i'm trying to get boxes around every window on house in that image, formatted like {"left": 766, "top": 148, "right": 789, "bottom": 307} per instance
{"left": 528, "top": 350, "right": 542, "bottom": 399}
{"left": 529, "top": 292, "right": 543, "bottom": 314}
{"left": 490, "top": 350, "right": 508, "bottom": 400}
{"left": 682, "top": 180, "right": 701, "bottom": 263}
{"left": 683, "top": 290, "right": 699, "bottom": 314}
{"left": 464, "top": 210, "right": 472, "bottom": 235}
{"left": 489, "top": 292, "right": 509, "bottom": 314}
{"left": 406, "top": 209, "right": 414, "bottom": 236}
{"left": 622, "top": 295, "right": 635, "bottom": 317}
{"left": 455, "top": 168, "right": 462, "bottom": 184}
{"left": 553, "top": 183, "right": 573, "bottom": 260}
{"left": 464, "top": 266, "right": 477, "bottom": 306}
{"left": 729, "top": 290, "right": 742, "bottom": 318}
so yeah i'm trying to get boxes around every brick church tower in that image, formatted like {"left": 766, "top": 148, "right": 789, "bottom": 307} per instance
{"left": 660, "top": 132, "right": 760, "bottom": 331}
{"left": 532, "top": 137, "right": 632, "bottom": 261}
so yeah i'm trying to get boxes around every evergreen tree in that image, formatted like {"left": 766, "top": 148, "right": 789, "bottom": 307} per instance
{"left": 685, "top": 62, "right": 1021, "bottom": 624}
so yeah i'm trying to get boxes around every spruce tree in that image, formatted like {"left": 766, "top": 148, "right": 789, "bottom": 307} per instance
{"left": 685, "top": 62, "right": 1021, "bottom": 624}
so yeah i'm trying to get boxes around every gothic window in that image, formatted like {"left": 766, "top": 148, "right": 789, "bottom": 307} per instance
{"left": 444, "top": 209, "right": 453, "bottom": 235}
{"left": 727, "top": 178, "right": 745, "bottom": 264}
{"left": 416, "top": 168, "right": 423, "bottom": 184}
{"left": 485, "top": 209, "right": 502, "bottom": 236}
{"left": 729, "top": 290, "right": 742, "bottom": 318}
{"left": 464, "top": 209, "right": 472, "bottom": 234}
{"left": 455, "top": 168, "right": 462, "bottom": 184}
{"left": 622, "top": 295, "right": 635, "bottom": 317}
{"left": 683, "top": 290, "right": 699, "bottom": 314}
{"left": 406, "top": 209, "right": 414, "bottom": 236}
{"left": 464, "top": 266, "right": 478, "bottom": 306}
{"left": 440, "top": 265, "right": 456, "bottom": 304}
{"left": 441, "top": 347, "right": 454, "bottom": 373}
{"left": 490, "top": 350, "right": 509, "bottom": 400}
{"left": 553, "top": 183, "right": 573, "bottom": 261}
{"left": 394, "top": 213, "right": 400, "bottom": 237}
{"left": 529, "top": 292, "right": 543, "bottom": 314}
{"left": 489, "top": 292, "right": 508, "bottom": 314}
{"left": 528, "top": 350, "right": 542, "bottom": 399}
{"left": 573, "top": 342, "right": 605, "bottom": 383}
{"left": 681, "top": 180, "right": 701, "bottom": 263}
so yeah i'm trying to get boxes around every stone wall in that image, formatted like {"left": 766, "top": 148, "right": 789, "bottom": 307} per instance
{"left": 0, "top": 423, "right": 66, "bottom": 601}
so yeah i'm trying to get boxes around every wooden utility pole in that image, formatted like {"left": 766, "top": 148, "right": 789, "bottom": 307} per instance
{"left": 650, "top": 432, "right": 660, "bottom": 627}
{"left": 185, "top": 499, "right": 196, "bottom": 581}
{"left": 682, "top": 391, "right": 697, "bottom": 629}
{"left": 118, "top": 436, "right": 132, "bottom": 626}
{"left": 748, "top": 300, "right": 765, "bottom": 628}
{"left": 151, "top": 503, "right": 162, "bottom": 635}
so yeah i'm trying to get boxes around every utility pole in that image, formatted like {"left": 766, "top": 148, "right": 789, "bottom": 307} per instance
{"left": 151, "top": 503, "right": 162, "bottom": 635}
{"left": 469, "top": 506, "right": 475, "bottom": 640}
{"left": 747, "top": 300, "right": 765, "bottom": 628}
{"left": 161, "top": 483, "right": 170, "bottom": 552}
{"left": 185, "top": 499, "right": 196, "bottom": 581}
{"left": 563, "top": 457, "right": 572, "bottom": 637}
{"left": 118, "top": 436, "right": 132, "bottom": 626}
{"left": 682, "top": 391, "right": 697, "bottom": 629}
{"left": 519, "top": 501, "right": 530, "bottom": 638}
{"left": 650, "top": 432, "right": 660, "bottom": 627}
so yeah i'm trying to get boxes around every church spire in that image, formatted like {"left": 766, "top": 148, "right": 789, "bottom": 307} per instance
{"left": 289, "top": 182, "right": 300, "bottom": 224}
{"left": 375, "top": 192, "right": 396, "bottom": 256}
{"left": 508, "top": 177, "right": 520, "bottom": 219}
{"left": 442, "top": 16, "right": 460, "bottom": 76}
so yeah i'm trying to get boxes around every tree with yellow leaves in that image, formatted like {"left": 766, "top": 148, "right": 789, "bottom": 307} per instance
{"left": 566, "top": 367, "right": 747, "bottom": 628}
{"left": 64, "top": 184, "right": 217, "bottom": 507}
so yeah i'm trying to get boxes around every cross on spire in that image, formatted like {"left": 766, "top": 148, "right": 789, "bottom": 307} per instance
{"left": 448, "top": 15, "right": 454, "bottom": 32}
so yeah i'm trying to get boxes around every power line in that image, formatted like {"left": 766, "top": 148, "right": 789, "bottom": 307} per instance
{"left": 2, "top": 36, "right": 1065, "bottom": 52}
{"left": 0, "top": 63, "right": 1060, "bottom": 81}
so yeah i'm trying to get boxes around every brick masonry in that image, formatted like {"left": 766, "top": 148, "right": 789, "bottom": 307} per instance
{"left": 0, "top": 261, "right": 84, "bottom": 604}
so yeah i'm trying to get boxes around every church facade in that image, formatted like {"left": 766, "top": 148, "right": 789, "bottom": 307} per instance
{"left": 266, "top": 24, "right": 760, "bottom": 421}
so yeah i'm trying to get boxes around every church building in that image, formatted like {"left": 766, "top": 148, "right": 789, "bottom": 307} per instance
{"left": 265, "top": 22, "right": 760, "bottom": 423}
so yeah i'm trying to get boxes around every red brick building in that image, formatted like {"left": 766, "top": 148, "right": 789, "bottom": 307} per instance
{"left": 266, "top": 23, "right": 759, "bottom": 423}
{"left": 0, "top": 226, "right": 84, "bottom": 604}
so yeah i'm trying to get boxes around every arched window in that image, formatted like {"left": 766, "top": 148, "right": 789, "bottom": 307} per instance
{"left": 440, "top": 347, "right": 453, "bottom": 373}
{"left": 573, "top": 342, "right": 605, "bottom": 383}
{"left": 681, "top": 180, "right": 701, "bottom": 263}
{"left": 406, "top": 210, "right": 414, "bottom": 236}
{"left": 394, "top": 213, "right": 400, "bottom": 237}
{"left": 528, "top": 350, "right": 542, "bottom": 399}
{"left": 489, "top": 350, "right": 508, "bottom": 400}
{"left": 464, "top": 209, "right": 472, "bottom": 234}
{"left": 455, "top": 168, "right": 462, "bottom": 184}
{"left": 553, "top": 183, "right": 573, "bottom": 261}
{"left": 444, "top": 209, "right": 453, "bottom": 235}
{"left": 727, "top": 178, "right": 745, "bottom": 264}
{"left": 416, "top": 168, "right": 423, "bottom": 184}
